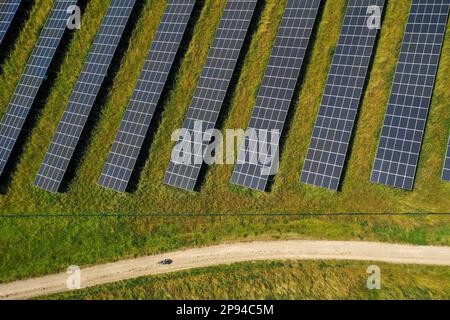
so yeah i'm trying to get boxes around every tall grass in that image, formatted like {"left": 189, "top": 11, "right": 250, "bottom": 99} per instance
{"left": 0, "top": 214, "right": 448, "bottom": 283}
{"left": 43, "top": 260, "right": 450, "bottom": 300}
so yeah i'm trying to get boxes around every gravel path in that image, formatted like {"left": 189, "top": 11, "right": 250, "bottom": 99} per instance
{"left": 1, "top": 240, "right": 450, "bottom": 299}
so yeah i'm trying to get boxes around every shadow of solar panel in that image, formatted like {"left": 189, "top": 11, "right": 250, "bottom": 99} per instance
{"left": 99, "top": 0, "right": 197, "bottom": 193}
{"left": 0, "top": 0, "right": 21, "bottom": 46}
{"left": 371, "top": 0, "right": 450, "bottom": 191}
{"left": 0, "top": 0, "right": 78, "bottom": 179}
{"left": 34, "top": 0, "right": 136, "bottom": 193}
{"left": 442, "top": 135, "right": 450, "bottom": 182}
{"left": 164, "top": 0, "right": 258, "bottom": 191}
{"left": 230, "top": 0, "right": 322, "bottom": 191}
{"left": 300, "top": 0, "right": 385, "bottom": 191}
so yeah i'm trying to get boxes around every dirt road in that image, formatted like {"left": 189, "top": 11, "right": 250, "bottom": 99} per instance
{"left": 1, "top": 240, "right": 450, "bottom": 299}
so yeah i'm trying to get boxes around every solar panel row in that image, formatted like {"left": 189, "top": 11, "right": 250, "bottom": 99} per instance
{"left": 34, "top": 0, "right": 136, "bottom": 192}
{"left": 99, "top": 0, "right": 197, "bottom": 193}
{"left": 230, "top": 0, "right": 321, "bottom": 191}
{"left": 0, "top": 0, "right": 21, "bottom": 46}
{"left": 164, "top": 0, "right": 258, "bottom": 191}
{"left": 0, "top": 0, "right": 78, "bottom": 178}
{"left": 300, "top": 0, "right": 385, "bottom": 191}
{"left": 442, "top": 134, "right": 450, "bottom": 182}
{"left": 1, "top": 0, "right": 446, "bottom": 193}
{"left": 371, "top": 0, "right": 449, "bottom": 190}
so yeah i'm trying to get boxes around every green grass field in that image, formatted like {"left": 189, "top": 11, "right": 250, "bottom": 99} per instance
{"left": 43, "top": 260, "right": 450, "bottom": 300}
{"left": 0, "top": 0, "right": 448, "bottom": 214}
{"left": 1, "top": 214, "right": 449, "bottom": 283}
{"left": 0, "top": 0, "right": 449, "bottom": 291}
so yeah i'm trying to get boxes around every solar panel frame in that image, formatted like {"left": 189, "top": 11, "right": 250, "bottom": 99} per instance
{"left": 0, "top": 0, "right": 78, "bottom": 178}
{"left": 164, "top": 0, "right": 258, "bottom": 191}
{"left": 300, "top": 0, "right": 385, "bottom": 191}
{"left": 99, "top": 0, "right": 197, "bottom": 193}
{"left": 34, "top": 0, "right": 137, "bottom": 192}
{"left": 230, "top": 0, "right": 322, "bottom": 191}
{"left": 0, "top": 0, "right": 21, "bottom": 46}
{"left": 441, "top": 134, "right": 450, "bottom": 182}
{"left": 371, "top": 0, "right": 450, "bottom": 190}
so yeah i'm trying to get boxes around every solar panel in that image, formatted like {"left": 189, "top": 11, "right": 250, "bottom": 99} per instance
{"left": 300, "top": 0, "right": 385, "bottom": 191}
{"left": 230, "top": 0, "right": 321, "bottom": 191}
{"left": 164, "top": 0, "right": 258, "bottom": 191}
{"left": 34, "top": 0, "right": 136, "bottom": 192}
{"left": 0, "top": 0, "right": 21, "bottom": 46}
{"left": 0, "top": 0, "right": 78, "bottom": 179}
{"left": 99, "top": 0, "right": 197, "bottom": 193}
{"left": 371, "top": 0, "right": 449, "bottom": 190}
{"left": 442, "top": 134, "right": 450, "bottom": 182}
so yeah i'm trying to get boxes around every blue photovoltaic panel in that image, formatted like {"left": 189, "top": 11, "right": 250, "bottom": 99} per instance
{"left": 34, "top": 0, "right": 136, "bottom": 192}
{"left": 300, "top": 0, "right": 385, "bottom": 191}
{"left": 99, "top": 0, "right": 197, "bottom": 192}
{"left": 371, "top": 0, "right": 449, "bottom": 190}
{"left": 442, "top": 135, "right": 450, "bottom": 182}
{"left": 0, "top": 0, "right": 21, "bottom": 45}
{"left": 230, "top": 0, "right": 321, "bottom": 191}
{"left": 0, "top": 0, "right": 78, "bottom": 178}
{"left": 164, "top": 0, "right": 258, "bottom": 191}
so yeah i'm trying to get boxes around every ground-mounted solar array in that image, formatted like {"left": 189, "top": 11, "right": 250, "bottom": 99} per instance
{"left": 371, "top": 0, "right": 450, "bottom": 190}
{"left": 230, "top": 0, "right": 321, "bottom": 191}
{"left": 0, "top": 0, "right": 448, "bottom": 216}
{"left": 0, "top": 0, "right": 21, "bottom": 46}
{"left": 0, "top": 0, "right": 78, "bottom": 178}
{"left": 300, "top": 0, "right": 385, "bottom": 191}
{"left": 443, "top": 135, "right": 450, "bottom": 182}
{"left": 0, "top": 0, "right": 449, "bottom": 297}
{"left": 164, "top": 0, "right": 258, "bottom": 191}
{"left": 99, "top": 0, "right": 197, "bottom": 193}
{"left": 34, "top": 0, "right": 137, "bottom": 192}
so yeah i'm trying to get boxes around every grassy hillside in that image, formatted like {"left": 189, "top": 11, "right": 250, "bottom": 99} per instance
{"left": 43, "top": 260, "right": 450, "bottom": 300}
{"left": 0, "top": 0, "right": 448, "bottom": 214}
